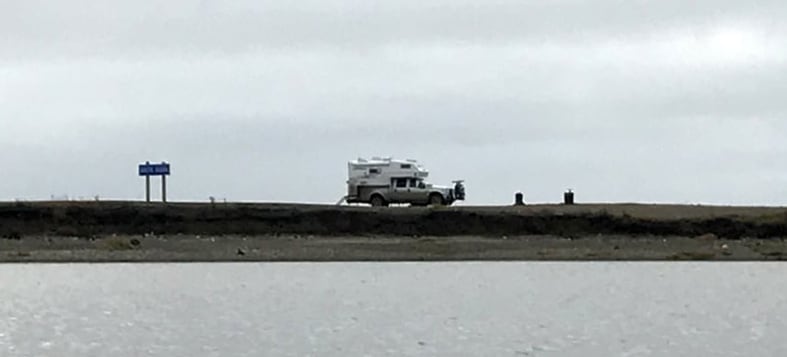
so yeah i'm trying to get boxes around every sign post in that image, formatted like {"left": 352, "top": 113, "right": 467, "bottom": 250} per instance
{"left": 146, "top": 175, "right": 151, "bottom": 202}
{"left": 138, "top": 161, "right": 171, "bottom": 203}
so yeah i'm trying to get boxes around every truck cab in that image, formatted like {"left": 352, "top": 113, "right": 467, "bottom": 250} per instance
{"left": 390, "top": 177, "right": 427, "bottom": 204}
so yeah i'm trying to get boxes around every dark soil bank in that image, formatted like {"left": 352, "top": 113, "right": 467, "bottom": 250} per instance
{"left": 2, "top": 201, "right": 787, "bottom": 239}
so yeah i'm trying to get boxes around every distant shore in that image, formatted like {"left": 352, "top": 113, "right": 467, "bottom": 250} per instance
{"left": 2, "top": 201, "right": 787, "bottom": 262}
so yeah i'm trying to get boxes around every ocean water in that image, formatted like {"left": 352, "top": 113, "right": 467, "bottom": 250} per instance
{"left": 0, "top": 262, "right": 785, "bottom": 356}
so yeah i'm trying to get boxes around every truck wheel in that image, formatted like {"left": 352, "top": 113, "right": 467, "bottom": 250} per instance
{"left": 370, "top": 195, "right": 386, "bottom": 207}
{"left": 429, "top": 193, "right": 444, "bottom": 206}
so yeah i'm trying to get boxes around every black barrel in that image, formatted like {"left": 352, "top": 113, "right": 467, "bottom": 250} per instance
{"left": 514, "top": 192, "right": 525, "bottom": 206}
{"left": 564, "top": 190, "right": 575, "bottom": 205}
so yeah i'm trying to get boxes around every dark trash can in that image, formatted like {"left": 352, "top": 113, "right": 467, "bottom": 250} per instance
{"left": 514, "top": 192, "right": 525, "bottom": 206}
{"left": 564, "top": 190, "right": 575, "bottom": 205}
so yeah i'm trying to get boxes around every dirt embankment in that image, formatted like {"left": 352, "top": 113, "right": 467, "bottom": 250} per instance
{"left": 2, "top": 201, "right": 787, "bottom": 239}
{"left": 3, "top": 201, "right": 787, "bottom": 262}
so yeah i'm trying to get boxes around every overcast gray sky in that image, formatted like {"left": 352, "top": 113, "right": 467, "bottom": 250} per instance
{"left": 2, "top": 0, "right": 786, "bottom": 205}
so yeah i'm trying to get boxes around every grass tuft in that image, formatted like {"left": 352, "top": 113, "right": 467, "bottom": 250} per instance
{"left": 101, "top": 237, "right": 136, "bottom": 251}
{"left": 2, "top": 231, "right": 22, "bottom": 240}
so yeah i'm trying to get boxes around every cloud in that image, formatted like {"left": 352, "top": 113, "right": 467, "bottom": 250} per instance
{"left": 2, "top": 0, "right": 786, "bottom": 60}
{"left": 1, "top": 0, "right": 787, "bottom": 205}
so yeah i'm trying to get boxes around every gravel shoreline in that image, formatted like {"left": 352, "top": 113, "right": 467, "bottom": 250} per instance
{"left": 2, "top": 234, "right": 786, "bottom": 262}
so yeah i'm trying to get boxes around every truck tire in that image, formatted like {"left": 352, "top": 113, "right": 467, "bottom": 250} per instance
{"left": 428, "top": 193, "right": 444, "bottom": 206}
{"left": 370, "top": 194, "right": 386, "bottom": 207}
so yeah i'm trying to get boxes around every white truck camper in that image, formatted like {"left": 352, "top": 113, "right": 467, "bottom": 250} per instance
{"left": 344, "top": 157, "right": 465, "bottom": 207}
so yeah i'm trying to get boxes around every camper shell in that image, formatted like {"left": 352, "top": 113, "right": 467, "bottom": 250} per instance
{"left": 345, "top": 157, "right": 465, "bottom": 207}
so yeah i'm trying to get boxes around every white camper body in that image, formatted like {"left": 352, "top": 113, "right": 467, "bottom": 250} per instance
{"left": 345, "top": 157, "right": 465, "bottom": 207}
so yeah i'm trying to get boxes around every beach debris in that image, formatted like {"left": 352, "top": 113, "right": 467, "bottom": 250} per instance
{"left": 696, "top": 233, "right": 718, "bottom": 241}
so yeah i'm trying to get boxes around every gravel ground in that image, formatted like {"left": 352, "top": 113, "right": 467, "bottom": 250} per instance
{"left": 2, "top": 234, "right": 786, "bottom": 262}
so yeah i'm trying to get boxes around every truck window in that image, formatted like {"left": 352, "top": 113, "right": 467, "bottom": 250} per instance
{"left": 369, "top": 168, "right": 380, "bottom": 174}
{"left": 409, "top": 178, "right": 418, "bottom": 187}
{"left": 395, "top": 178, "right": 407, "bottom": 188}
{"left": 400, "top": 164, "right": 411, "bottom": 169}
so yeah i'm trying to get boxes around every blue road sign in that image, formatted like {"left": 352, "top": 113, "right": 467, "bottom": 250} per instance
{"left": 139, "top": 162, "right": 171, "bottom": 176}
